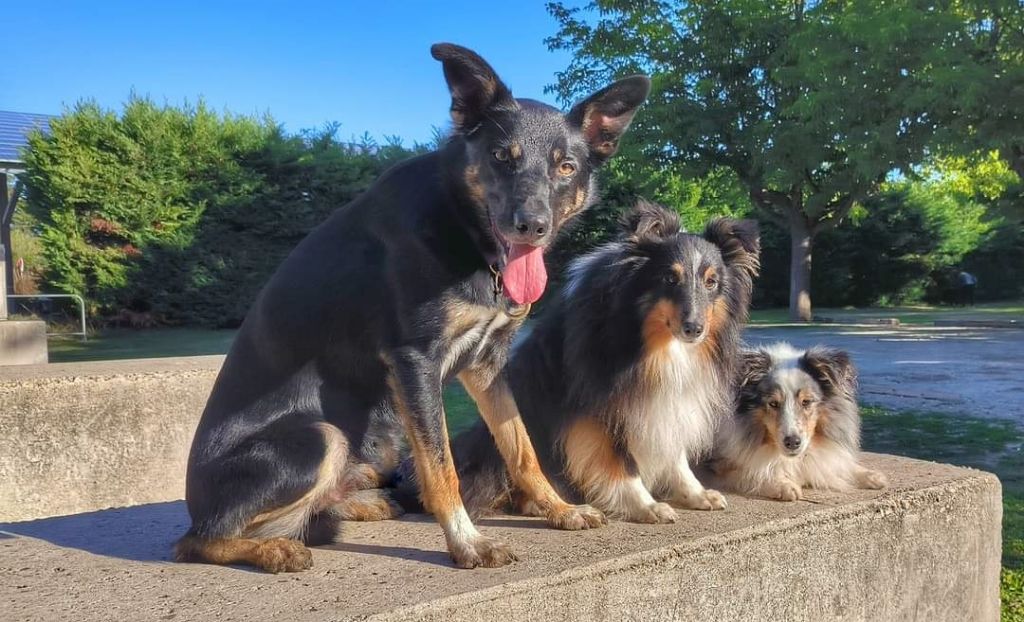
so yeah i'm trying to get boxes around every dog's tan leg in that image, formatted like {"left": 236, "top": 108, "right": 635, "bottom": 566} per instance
{"left": 668, "top": 457, "right": 727, "bottom": 510}
{"left": 562, "top": 418, "right": 676, "bottom": 524}
{"left": 459, "top": 370, "right": 607, "bottom": 530}
{"left": 175, "top": 535, "right": 313, "bottom": 573}
{"left": 388, "top": 355, "right": 516, "bottom": 568}
{"left": 330, "top": 488, "right": 405, "bottom": 521}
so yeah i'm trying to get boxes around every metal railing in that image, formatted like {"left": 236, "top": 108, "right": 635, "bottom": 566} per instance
{"left": 6, "top": 294, "right": 88, "bottom": 341}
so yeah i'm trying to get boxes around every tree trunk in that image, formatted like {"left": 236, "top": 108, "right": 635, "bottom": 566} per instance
{"left": 788, "top": 215, "right": 813, "bottom": 322}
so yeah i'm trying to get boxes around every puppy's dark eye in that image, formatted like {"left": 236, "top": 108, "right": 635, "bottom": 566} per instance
{"left": 493, "top": 148, "right": 509, "bottom": 162}
{"left": 557, "top": 161, "right": 577, "bottom": 177}
{"left": 705, "top": 277, "right": 718, "bottom": 290}
{"left": 768, "top": 400, "right": 780, "bottom": 409}
{"left": 801, "top": 398, "right": 815, "bottom": 408}
{"left": 664, "top": 273, "right": 679, "bottom": 286}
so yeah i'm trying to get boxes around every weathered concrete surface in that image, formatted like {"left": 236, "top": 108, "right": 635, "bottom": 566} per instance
{"left": 747, "top": 325, "right": 1024, "bottom": 422}
{"left": 0, "top": 455, "right": 1002, "bottom": 622}
{"left": 0, "top": 356, "right": 222, "bottom": 521}
{"left": 0, "top": 320, "right": 47, "bottom": 366}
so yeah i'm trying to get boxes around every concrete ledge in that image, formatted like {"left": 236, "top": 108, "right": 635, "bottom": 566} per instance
{"left": 0, "top": 320, "right": 48, "bottom": 366}
{"left": 0, "top": 455, "right": 1002, "bottom": 621}
{"left": 0, "top": 356, "right": 223, "bottom": 521}
{"left": 0, "top": 358, "right": 1004, "bottom": 620}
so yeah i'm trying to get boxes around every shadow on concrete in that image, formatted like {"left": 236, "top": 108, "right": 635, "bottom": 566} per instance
{"left": 0, "top": 501, "right": 189, "bottom": 563}
{"left": 0, "top": 505, "right": 547, "bottom": 569}
{"left": 325, "top": 541, "right": 454, "bottom": 567}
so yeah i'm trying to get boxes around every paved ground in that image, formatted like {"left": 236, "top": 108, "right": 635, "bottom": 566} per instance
{"left": 745, "top": 325, "right": 1024, "bottom": 424}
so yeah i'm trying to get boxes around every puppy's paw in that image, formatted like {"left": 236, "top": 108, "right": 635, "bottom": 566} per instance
{"left": 677, "top": 488, "right": 728, "bottom": 511}
{"left": 448, "top": 535, "right": 518, "bottom": 569}
{"left": 256, "top": 538, "right": 313, "bottom": 573}
{"left": 858, "top": 469, "right": 888, "bottom": 490}
{"left": 547, "top": 504, "right": 608, "bottom": 530}
{"left": 774, "top": 480, "right": 803, "bottom": 502}
{"left": 636, "top": 502, "right": 678, "bottom": 524}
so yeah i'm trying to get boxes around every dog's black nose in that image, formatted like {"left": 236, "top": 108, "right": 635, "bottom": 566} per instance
{"left": 681, "top": 322, "right": 704, "bottom": 339}
{"left": 783, "top": 435, "right": 803, "bottom": 451}
{"left": 512, "top": 211, "right": 548, "bottom": 241}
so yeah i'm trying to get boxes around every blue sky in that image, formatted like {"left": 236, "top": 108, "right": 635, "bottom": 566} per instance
{"left": 3, "top": 1, "right": 586, "bottom": 145}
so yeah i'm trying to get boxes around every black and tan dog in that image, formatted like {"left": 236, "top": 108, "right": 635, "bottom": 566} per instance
{"left": 174, "top": 43, "right": 649, "bottom": 572}
{"left": 428, "top": 201, "right": 760, "bottom": 523}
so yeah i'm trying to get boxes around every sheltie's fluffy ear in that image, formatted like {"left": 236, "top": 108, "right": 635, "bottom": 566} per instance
{"left": 703, "top": 218, "right": 761, "bottom": 278}
{"left": 620, "top": 199, "right": 681, "bottom": 244}
{"left": 800, "top": 346, "right": 858, "bottom": 399}
{"left": 739, "top": 349, "right": 773, "bottom": 389}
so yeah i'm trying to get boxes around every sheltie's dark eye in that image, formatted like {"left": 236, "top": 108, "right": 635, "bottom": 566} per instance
{"left": 493, "top": 148, "right": 509, "bottom": 162}
{"left": 664, "top": 273, "right": 679, "bottom": 286}
{"left": 705, "top": 277, "right": 719, "bottom": 290}
{"left": 768, "top": 400, "right": 780, "bottom": 409}
{"left": 801, "top": 398, "right": 815, "bottom": 408}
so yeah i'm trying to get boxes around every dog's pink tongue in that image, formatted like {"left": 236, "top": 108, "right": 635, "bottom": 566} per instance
{"left": 502, "top": 244, "right": 547, "bottom": 305}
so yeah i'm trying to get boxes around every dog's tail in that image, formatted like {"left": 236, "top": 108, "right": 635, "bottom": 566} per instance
{"left": 390, "top": 420, "right": 513, "bottom": 519}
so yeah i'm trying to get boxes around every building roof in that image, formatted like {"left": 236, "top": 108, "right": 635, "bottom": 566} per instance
{"left": 0, "top": 110, "right": 52, "bottom": 166}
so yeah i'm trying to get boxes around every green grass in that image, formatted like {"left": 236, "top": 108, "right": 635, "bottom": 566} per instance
{"left": 48, "top": 328, "right": 238, "bottom": 363}
{"left": 749, "top": 300, "right": 1024, "bottom": 325}
{"left": 860, "top": 406, "right": 1024, "bottom": 619}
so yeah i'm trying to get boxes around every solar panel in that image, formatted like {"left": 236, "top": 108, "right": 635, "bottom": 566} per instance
{"left": 0, "top": 111, "right": 52, "bottom": 164}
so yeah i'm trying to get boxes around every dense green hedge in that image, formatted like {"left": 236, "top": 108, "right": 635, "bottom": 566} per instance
{"left": 23, "top": 98, "right": 418, "bottom": 327}
{"left": 20, "top": 99, "right": 1022, "bottom": 327}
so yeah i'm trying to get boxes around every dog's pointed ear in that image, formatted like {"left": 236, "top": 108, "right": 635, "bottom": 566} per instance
{"left": 739, "top": 349, "right": 772, "bottom": 389}
{"left": 704, "top": 218, "right": 761, "bottom": 278}
{"left": 431, "top": 43, "right": 514, "bottom": 133}
{"left": 567, "top": 75, "right": 650, "bottom": 164}
{"left": 800, "top": 347, "right": 858, "bottom": 398}
{"left": 620, "top": 199, "right": 681, "bottom": 243}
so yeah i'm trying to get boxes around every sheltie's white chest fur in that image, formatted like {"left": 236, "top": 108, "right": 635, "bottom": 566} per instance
{"left": 622, "top": 340, "right": 724, "bottom": 490}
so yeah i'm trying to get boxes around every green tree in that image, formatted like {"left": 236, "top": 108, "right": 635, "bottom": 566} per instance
{"left": 547, "top": 0, "right": 1007, "bottom": 319}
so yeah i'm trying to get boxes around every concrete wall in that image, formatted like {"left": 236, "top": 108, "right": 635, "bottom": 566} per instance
{"left": 0, "top": 357, "right": 1004, "bottom": 621}
{"left": 0, "top": 356, "right": 222, "bottom": 521}
{"left": 0, "top": 320, "right": 48, "bottom": 366}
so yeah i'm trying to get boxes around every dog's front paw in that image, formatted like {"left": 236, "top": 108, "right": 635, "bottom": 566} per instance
{"left": 256, "top": 538, "right": 314, "bottom": 573}
{"left": 858, "top": 469, "right": 889, "bottom": 490}
{"left": 547, "top": 504, "right": 608, "bottom": 530}
{"left": 774, "top": 480, "right": 803, "bottom": 502}
{"left": 448, "top": 535, "right": 518, "bottom": 569}
{"left": 677, "top": 488, "right": 728, "bottom": 511}
{"left": 634, "top": 502, "right": 678, "bottom": 524}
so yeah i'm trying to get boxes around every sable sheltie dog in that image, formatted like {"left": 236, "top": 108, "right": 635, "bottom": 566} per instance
{"left": 713, "top": 343, "right": 888, "bottom": 501}
{"left": 430, "top": 201, "right": 760, "bottom": 523}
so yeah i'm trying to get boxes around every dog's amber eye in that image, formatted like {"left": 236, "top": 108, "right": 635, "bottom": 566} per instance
{"left": 493, "top": 148, "right": 509, "bottom": 162}
{"left": 558, "top": 161, "right": 577, "bottom": 177}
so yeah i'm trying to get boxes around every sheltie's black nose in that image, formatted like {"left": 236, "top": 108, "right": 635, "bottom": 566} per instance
{"left": 682, "top": 321, "right": 704, "bottom": 340}
{"left": 783, "top": 435, "right": 803, "bottom": 451}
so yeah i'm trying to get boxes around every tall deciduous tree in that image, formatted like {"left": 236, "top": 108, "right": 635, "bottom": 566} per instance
{"left": 547, "top": 0, "right": 1007, "bottom": 319}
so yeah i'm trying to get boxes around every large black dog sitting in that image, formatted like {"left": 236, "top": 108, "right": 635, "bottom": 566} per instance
{"left": 175, "top": 43, "right": 649, "bottom": 571}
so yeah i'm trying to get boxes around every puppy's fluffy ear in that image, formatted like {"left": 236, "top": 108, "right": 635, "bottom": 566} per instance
{"left": 431, "top": 43, "right": 514, "bottom": 133}
{"left": 800, "top": 347, "right": 858, "bottom": 398}
{"left": 567, "top": 75, "right": 650, "bottom": 163}
{"left": 704, "top": 218, "right": 761, "bottom": 278}
{"left": 620, "top": 199, "right": 681, "bottom": 243}
{"left": 739, "top": 349, "right": 773, "bottom": 388}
